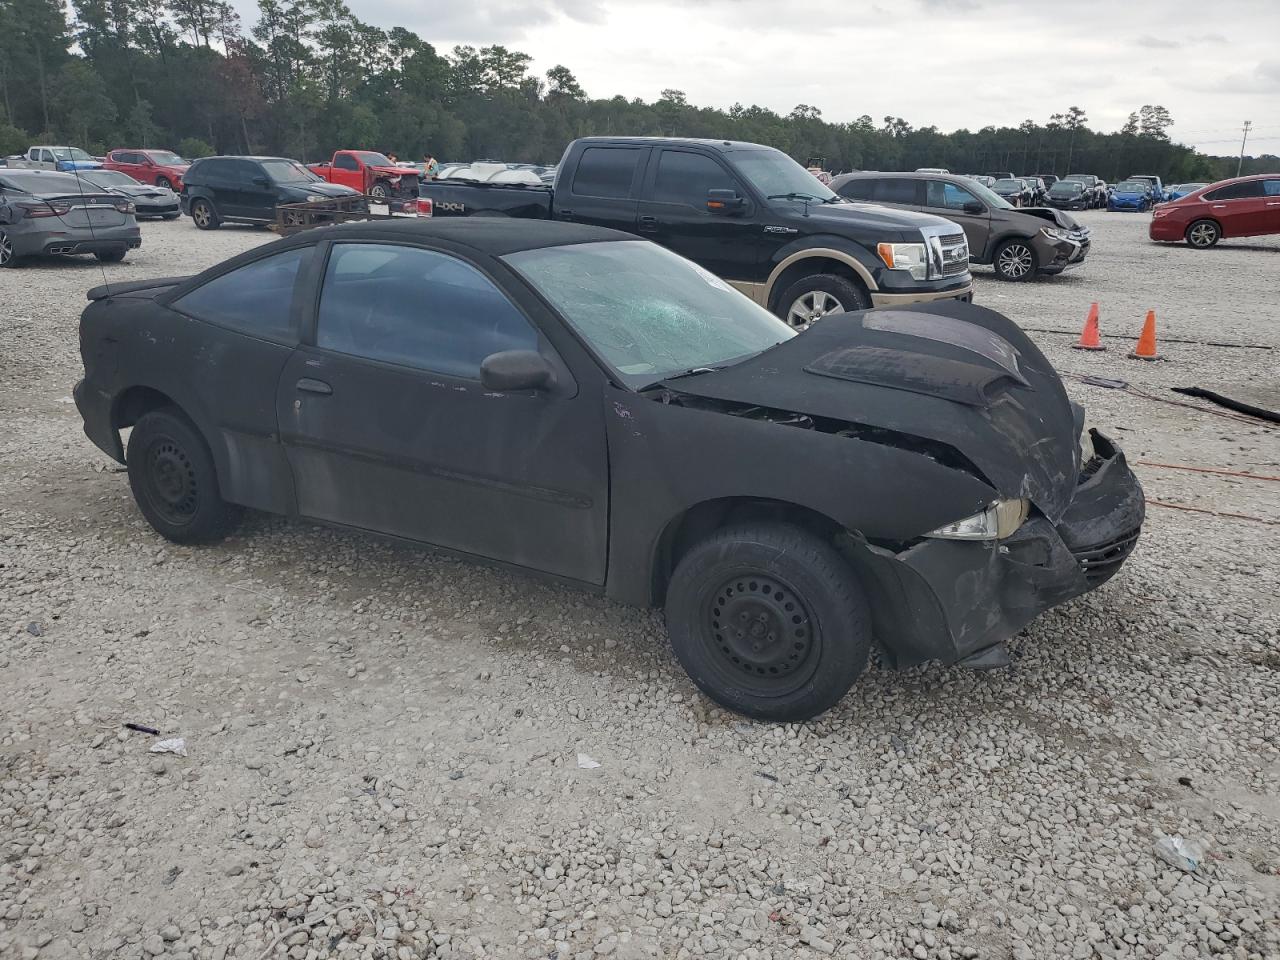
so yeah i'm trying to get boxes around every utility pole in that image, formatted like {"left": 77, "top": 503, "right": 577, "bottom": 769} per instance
{"left": 1237, "top": 120, "right": 1252, "bottom": 177}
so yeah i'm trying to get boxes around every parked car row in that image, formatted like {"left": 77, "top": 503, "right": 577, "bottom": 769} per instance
{"left": 0, "top": 168, "right": 141, "bottom": 267}
{"left": 1150, "top": 175, "right": 1280, "bottom": 247}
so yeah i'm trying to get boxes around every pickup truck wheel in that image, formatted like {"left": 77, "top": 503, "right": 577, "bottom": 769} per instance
{"left": 0, "top": 230, "right": 17, "bottom": 268}
{"left": 664, "top": 522, "right": 872, "bottom": 722}
{"left": 190, "top": 198, "right": 220, "bottom": 230}
{"left": 127, "top": 407, "right": 243, "bottom": 544}
{"left": 369, "top": 181, "right": 389, "bottom": 200}
{"left": 778, "top": 275, "right": 869, "bottom": 330}
{"left": 993, "top": 239, "right": 1037, "bottom": 281}
{"left": 1185, "top": 219, "right": 1220, "bottom": 249}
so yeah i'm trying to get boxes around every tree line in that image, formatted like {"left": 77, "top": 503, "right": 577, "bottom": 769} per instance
{"left": 1, "top": 0, "right": 1275, "bottom": 182}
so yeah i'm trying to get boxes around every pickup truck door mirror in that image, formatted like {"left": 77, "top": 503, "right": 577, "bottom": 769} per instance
{"left": 963, "top": 201, "right": 985, "bottom": 215}
{"left": 706, "top": 189, "right": 746, "bottom": 215}
{"left": 480, "top": 350, "right": 556, "bottom": 392}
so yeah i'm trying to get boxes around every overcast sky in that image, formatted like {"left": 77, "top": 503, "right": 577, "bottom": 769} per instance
{"left": 238, "top": 0, "right": 1280, "bottom": 154}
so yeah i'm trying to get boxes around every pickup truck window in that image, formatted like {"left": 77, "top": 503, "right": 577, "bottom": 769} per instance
{"left": 335, "top": 154, "right": 359, "bottom": 171}
{"left": 652, "top": 151, "right": 737, "bottom": 207}
{"left": 316, "top": 243, "right": 538, "bottom": 380}
{"left": 174, "top": 247, "right": 307, "bottom": 343}
{"left": 572, "top": 147, "right": 641, "bottom": 200}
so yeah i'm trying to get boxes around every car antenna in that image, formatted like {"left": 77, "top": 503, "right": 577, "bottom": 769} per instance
{"left": 72, "top": 160, "right": 114, "bottom": 296}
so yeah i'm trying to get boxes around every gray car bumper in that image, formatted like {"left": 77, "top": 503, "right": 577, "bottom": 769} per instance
{"left": 12, "top": 224, "right": 142, "bottom": 257}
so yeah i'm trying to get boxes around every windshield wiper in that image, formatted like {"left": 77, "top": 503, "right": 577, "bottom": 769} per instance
{"left": 766, "top": 192, "right": 824, "bottom": 203}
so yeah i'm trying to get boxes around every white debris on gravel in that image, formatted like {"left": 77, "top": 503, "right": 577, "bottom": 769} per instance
{"left": 0, "top": 216, "right": 1277, "bottom": 960}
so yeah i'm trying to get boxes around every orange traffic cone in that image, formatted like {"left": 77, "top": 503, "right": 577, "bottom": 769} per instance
{"left": 1072, "top": 302, "right": 1105, "bottom": 350}
{"left": 1129, "top": 310, "right": 1163, "bottom": 361}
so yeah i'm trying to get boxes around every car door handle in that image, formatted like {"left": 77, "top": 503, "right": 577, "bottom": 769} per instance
{"left": 296, "top": 378, "right": 332, "bottom": 395}
{"left": 638, "top": 215, "right": 658, "bottom": 233}
{"left": 1268, "top": 202, "right": 1280, "bottom": 206}
{"left": 1212, "top": 204, "right": 1226, "bottom": 209}
{"left": 556, "top": 209, "right": 574, "bottom": 221}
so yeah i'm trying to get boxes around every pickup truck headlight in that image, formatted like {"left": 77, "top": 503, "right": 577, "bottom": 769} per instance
{"left": 1041, "top": 226, "right": 1070, "bottom": 242}
{"left": 876, "top": 242, "right": 929, "bottom": 281}
{"left": 925, "top": 498, "right": 1029, "bottom": 541}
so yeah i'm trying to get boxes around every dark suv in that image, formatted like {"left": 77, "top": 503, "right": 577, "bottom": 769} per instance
{"left": 831, "top": 172, "right": 1090, "bottom": 281}
{"left": 180, "top": 156, "right": 360, "bottom": 230}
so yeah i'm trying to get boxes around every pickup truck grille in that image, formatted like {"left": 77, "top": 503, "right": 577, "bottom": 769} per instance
{"left": 936, "top": 233, "right": 970, "bottom": 277}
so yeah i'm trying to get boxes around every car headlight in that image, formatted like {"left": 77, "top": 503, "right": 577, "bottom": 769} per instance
{"left": 305, "top": 194, "right": 327, "bottom": 202}
{"left": 1041, "top": 226, "right": 1070, "bottom": 241}
{"left": 925, "top": 498, "right": 1029, "bottom": 541}
{"left": 1152, "top": 209, "right": 1169, "bottom": 219}
{"left": 876, "top": 242, "right": 929, "bottom": 281}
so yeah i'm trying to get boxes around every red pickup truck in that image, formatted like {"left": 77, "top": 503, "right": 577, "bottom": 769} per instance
{"left": 306, "top": 150, "right": 418, "bottom": 202}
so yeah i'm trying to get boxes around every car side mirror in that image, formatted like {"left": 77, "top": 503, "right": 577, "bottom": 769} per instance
{"left": 480, "top": 350, "right": 555, "bottom": 392}
{"left": 706, "top": 188, "right": 746, "bottom": 215}
{"left": 253, "top": 175, "right": 270, "bottom": 187}
{"left": 963, "top": 201, "right": 985, "bottom": 215}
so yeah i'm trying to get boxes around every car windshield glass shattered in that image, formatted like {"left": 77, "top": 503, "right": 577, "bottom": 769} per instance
{"left": 262, "top": 159, "right": 320, "bottom": 183}
{"left": 733, "top": 149, "right": 840, "bottom": 202}
{"left": 504, "top": 240, "right": 795, "bottom": 388}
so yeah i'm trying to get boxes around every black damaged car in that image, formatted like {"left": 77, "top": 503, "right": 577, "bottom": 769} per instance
{"left": 74, "top": 219, "right": 1145, "bottom": 721}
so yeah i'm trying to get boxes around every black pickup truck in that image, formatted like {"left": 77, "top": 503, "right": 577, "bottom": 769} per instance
{"left": 419, "top": 137, "right": 974, "bottom": 326}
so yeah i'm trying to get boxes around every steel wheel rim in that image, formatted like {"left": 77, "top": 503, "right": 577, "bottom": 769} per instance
{"left": 192, "top": 202, "right": 210, "bottom": 227}
{"left": 0, "top": 231, "right": 12, "bottom": 266}
{"left": 142, "top": 436, "right": 199, "bottom": 526}
{"left": 1189, "top": 224, "right": 1215, "bottom": 247}
{"left": 998, "top": 244, "right": 1033, "bottom": 278}
{"left": 370, "top": 184, "right": 387, "bottom": 199}
{"left": 787, "top": 290, "right": 844, "bottom": 330}
{"left": 704, "top": 573, "right": 819, "bottom": 696}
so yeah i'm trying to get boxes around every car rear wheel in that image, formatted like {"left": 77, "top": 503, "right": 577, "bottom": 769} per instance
{"left": 993, "top": 238, "right": 1038, "bottom": 281}
{"left": 127, "top": 408, "right": 243, "bottom": 543}
{"left": 777, "top": 274, "right": 870, "bottom": 330}
{"left": 0, "top": 229, "right": 17, "bottom": 268}
{"left": 1185, "top": 220, "right": 1220, "bottom": 249}
{"left": 156, "top": 176, "right": 173, "bottom": 190}
{"left": 664, "top": 523, "right": 872, "bottom": 722}
{"left": 190, "top": 198, "right": 220, "bottom": 230}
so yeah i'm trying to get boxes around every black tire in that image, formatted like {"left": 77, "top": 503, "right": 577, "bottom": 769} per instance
{"left": 369, "top": 181, "right": 390, "bottom": 200}
{"left": 190, "top": 197, "right": 220, "bottom": 230}
{"left": 96, "top": 249, "right": 127, "bottom": 263}
{"left": 156, "top": 176, "right": 173, "bottom": 190}
{"left": 1185, "top": 219, "right": 1219, "bottom": 249}
{"left": 774, "top": 273, "right": 870, "bottom": 330}
{"left": 993, "top": 237, "right": 1038, "bottom": 281}
{"left": 0, "top": 229, "right": 18, "bottom": 268}
{"left": 126, "top": 407, "right": 242, "bottom": 543}
{"left": 664, "top": 522, "right": 872, "bottom": 722}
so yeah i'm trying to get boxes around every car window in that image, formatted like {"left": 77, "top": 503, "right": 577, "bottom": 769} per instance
{"left": 925, "top": 180, "right": 979, "bottom": 210}
{"left": 1263, "top": 180, "right": 1280, "bottom": 197}
{"left": 835, "top": 178, "right": 875, "bottom": 200}
{"left": 872, "top": 178, "right": 921, "bottom": 205}
{"left": 316, "top": 243, "right": 538, "bottom": 379}
{"left": 38, "top": 149, "right": 53, "bottom": 163}
{"left": 571, "top": 147, "right": 641, "bottom": 199}
{"left": 1206, "top": 181, "right": 1264, "bottom": 201}
{"left": 651, "top": 150, "right": 737, "bottom": 207}
{"left": 335, "top": 153, "right": 359, "bottom": 171}
{"left": 173, "top": 247, "right": 307, "bottom": 342}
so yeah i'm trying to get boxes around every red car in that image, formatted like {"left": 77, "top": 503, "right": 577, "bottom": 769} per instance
{"left": 1149, "top": 174, "right": 1280, "bottom": 248}
{"left": 306, "top": 150, "right": 418, "bottom": 202}
{"left": 102, "top": 149, "right": 191, "bottom": 192}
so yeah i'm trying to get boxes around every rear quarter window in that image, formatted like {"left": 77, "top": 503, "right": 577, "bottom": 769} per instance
{"left": 172, "top": 247, "right": 309, "bottom": 343}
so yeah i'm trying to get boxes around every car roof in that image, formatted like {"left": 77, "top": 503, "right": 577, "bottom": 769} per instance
{"left": 299, "top": 218, "right": 641, "bottom": 257}
{"left": 574, "top": 136, "right": 772, "bottom": 152}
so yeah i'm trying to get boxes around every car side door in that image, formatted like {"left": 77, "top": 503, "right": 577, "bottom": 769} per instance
{"left": 921, "top": 179, "right": 989, "bottom": 259}
{"left": 333, "top": 152, "right": 362, "bottom": 192}
{"left": 556, "top": 145, "right": 645, "bottom": 233}
{"left": 635, "top": 147, "right": 759, "bottom": 282}
{"left": 1204, "top": 180, "right": 1267, "bottom": 237}
{"left": 276, "top": 240, "right": 610, "bottom": 584}
{"left": 238, "top": 159, "right": 279, "bottom": 220}
{"left": 1262, "top": 179, "right": 1280, "bottom": 233}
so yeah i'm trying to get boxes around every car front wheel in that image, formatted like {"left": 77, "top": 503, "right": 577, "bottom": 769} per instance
{"left": 190, "top": 198, "right": 220, "bottom": 230}
{"left": 777, "top": 274, "right": 870, "bottom": 330}
{"left": 994, "top": 238, "right": 1038, "bottom": 281}
{"left": 1185, "top": 219, "right": 1220, "bottom": 249}
{"left": 369, "top": 181, "right": 389, "bottom": 200}
{"left": 127, "top": 408, "right": 243, "bottom": 543}
{"left": 664, "top": 523, "right": 872, "bottom": 721}
{"left": 156, "top": 176, "right": 173, "bottom": 190}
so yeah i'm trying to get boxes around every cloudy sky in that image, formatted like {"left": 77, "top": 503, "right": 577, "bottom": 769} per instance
{"left": 238, "top": 0, "right": 1280, "bottom": 153}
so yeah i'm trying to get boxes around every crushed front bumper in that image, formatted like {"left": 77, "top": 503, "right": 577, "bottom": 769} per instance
{"left": 857, "top": 430, "right": 1144, "bottom": 669}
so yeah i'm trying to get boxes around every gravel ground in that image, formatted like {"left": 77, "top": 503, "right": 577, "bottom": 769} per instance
{"left": 1, "top": 213, "right": 1277, "bottom": 960}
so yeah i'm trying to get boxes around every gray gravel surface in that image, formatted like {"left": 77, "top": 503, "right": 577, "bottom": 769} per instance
{"left": 1, "top": 213, "right": 1278, "bottom": 960}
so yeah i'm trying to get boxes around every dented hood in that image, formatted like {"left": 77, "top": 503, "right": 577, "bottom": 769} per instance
{"left": 663, "top": 301, "right": 1082, "bottom": 522}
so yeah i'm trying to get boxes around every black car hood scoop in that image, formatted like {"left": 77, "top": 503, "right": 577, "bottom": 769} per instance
{"left": 661, "top": 302, "right": 1081, "bottom": 522}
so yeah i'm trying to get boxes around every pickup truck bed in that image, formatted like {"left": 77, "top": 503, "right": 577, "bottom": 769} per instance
{"left": 420, "top": 181, "right": 552, "bottom": 219}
